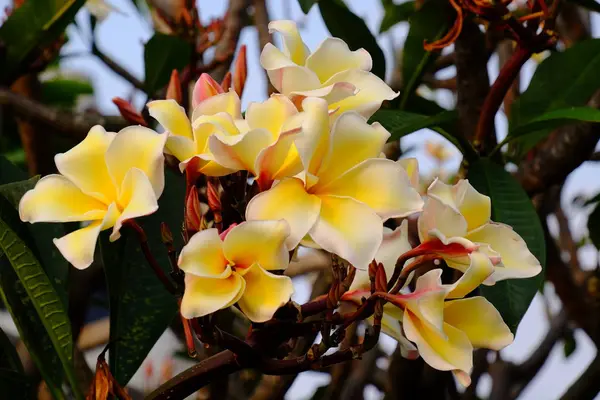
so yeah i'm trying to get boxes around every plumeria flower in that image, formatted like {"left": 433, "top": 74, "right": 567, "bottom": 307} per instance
{"left": 149, "top": 76, "right": 303, "bottom": 187}
{"left": 261, "top": 20, "right": 397, "bottom": 118}
{"left": 86, "top": 0, "right": 120, "bottom": 21}
{"left": 19, "top": 125, "right": 166, "bottom": 269}
{"left": 246, "top": 98, "right": 423, "bottom": 269}
{"left": 179, "top": 220, "right": 294, "bottom": 323}
{"left": 384, "top": 253, "right": 513, "bottom": 386}
{"left": 418, "top": 179, "right": 542, "bottom": 283}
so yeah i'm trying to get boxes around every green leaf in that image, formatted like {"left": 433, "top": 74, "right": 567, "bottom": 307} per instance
{"left": 298, "top": 0, "right": 319, "bottom": 13}
{"left": 0, "top": 195, "right": 81, "bottom": 399}
{"left": 0, "top": 328, "right": 33, "bottom": 399}
{"left": 467, "top": 158, "right": 546, "bottom": 333}
{"left": 509, "top": 39, "right": 600, "bottom": 157}
{"left": 0, "top": 0, "right": 86, "bottom": 84}
{"left": 41, "top": 77, "right": 94, "bottom": 109}
{"left": 400, "top": 0, "right": 450, "bottom": 109}
{"left": 379, "top": 1, "right": 416, "bottom": 33}
{"left": 566, "top": 0, "right": 600, "bottom": 13}
{"left": 563, "top": 330, "right": 577, "bottom": 358}
{"left": 102, "top": 170, "right": 184, "bottom": 385}
{"left": 0, "top": 327, "right": 23, "bottom": 374}
{"left": 588, "top": 204, "right": 600, "bottom": 249}
{"left": 144, "top": 34, "right": 191, "bottom": 94}
{"left": 318, "top": 1, "right": 386, "bottom": 80}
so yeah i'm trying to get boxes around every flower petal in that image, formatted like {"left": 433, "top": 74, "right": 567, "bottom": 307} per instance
{"left": 261, "top": 44, "right": 321, "bottom": 95}
{"left": 454, "top": 180, "right": 491, "bottom": 232}
{"left": 324, "top": 70, "right": 398, "bottom": 118}
{"left": 398, "top": 158, "right": 419, "bottom": 189}
{"left": 54, "top": 125, "right": 116, "bottom": 204}
{"left": 267, "top": 20, "right": 309, "bottom": 65}
{"left": 306, "top": 38, "right": 372, "bottom": 82}
{"left": 105, "top": 126, "right": 167, "bottom": 198}
{"left": 223, "top": 220, "right": 290, "bottom": 271}
{"left": 446, "top": 252, "right": 494, "bottom": 299}
{"left": 309, "top": 195, "right": 382, "bottom": 269}
{"left": 246, "top": 95, "right": 298, "bottom": 135}
{"left": 246, "top": 178, "right": 321, "bottom": 250}
{"left": 208, "top": 128, "right": 275, "bottom": 175}
{"left": 418, "top": 196, "right": 468, "bottom": 243}
{"left": 295, "top": 97, "right": 330, "bottom": 177}
{"left": 317, "top": 159, "right": 423, "bottom": 219}
{"left": 191, "top": 90, "right": 242, "bottom": 121}
{"left": 147, "top": 99, "right": 193, "bottom": 139}
{"left": 180, "top": 272, "right": 245, "bottom": 319}
{"left": 192, "top": 112, "right": 241, "bottom": 152}
{"left": 466, "top": 223, "right": 542, "bottom": 282}
{"left": 166, "top": 135, "right": 196, "bottom": 163}
{"left": 238, "top": 263, "right": 294, "bottom": 322}
{"left": 444, "top": 297, "right": 514, "bottom": 350}
{"left": 178, "top": 228, "right": 228, "bottom": 278}
{"left": 19, "top": 175, "right": 106, "bottom": 223}
{"left": 53, "top": 203, "right": 120, "bottom": 270}
{"left": 315, "top": 113, "right": 390, "bottom": 186}
{"left": 255, "top": 128, "right": 303, "bottom": 184}
{"left": 377, "top": 220, "right": 412, "bottom": 276}
{"left": 289, "top": 81, "right": 356, "bottom": 107}
{"left": 192, "top": 73, "right": 224, "bottom": 108}
{"left": 110, "top": 168, "right": 159, "bottom": 241}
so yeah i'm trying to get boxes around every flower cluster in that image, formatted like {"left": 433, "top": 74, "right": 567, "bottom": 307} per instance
{"left": 19, "top": 20, "right": 541, "bottom": 383}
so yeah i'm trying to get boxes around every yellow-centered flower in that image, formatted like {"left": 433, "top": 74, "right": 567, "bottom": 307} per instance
{"left": 179, "top": 220, "right": 294, "bottom": 323}
{"left": 19, "top": 125, "right": 167, "bottom": 269}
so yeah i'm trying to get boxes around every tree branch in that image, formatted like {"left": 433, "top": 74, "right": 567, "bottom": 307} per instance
{"left": 560, "top": 355, "right": 600, "bottom": 400}
{"left": 211, "top": 0, "right": 250, "bottom": 82}
{"left": 91, "top": 44, "right": 146, "bottom": 93}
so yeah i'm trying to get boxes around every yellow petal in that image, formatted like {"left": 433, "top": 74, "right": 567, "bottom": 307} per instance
{"left": 398, "top": 158, "right": 419, "bottom": 189}
{"left": 110, "top": 168, "right": 159, "bottom": 241}
{"left": 178, "top": 228, "right": 229, "bottom": 278}
{"left": 306, "top": 38, "right": 372, "bottom": 82}
{"left": 324, "top": 70, "right": 398, "bottom": 118}
{"left": 192, "top": 112, "right": 241, "bottom": 153}
{"left": 54, "top": 125, "right": 116, "bottom": 204}
{"left": 296, "top": 97, "right": 330, "bottom": 177}
{"left": 191, "top": 90, "right": 241, "bottom": 121}
{"left": 466, "top": 223, "right": 541, "bottom": 282}
{"left": 166, "top": 135, "right": 196, "bottom": 163}
{"left": 267, "top": 20, "right": 309, "bottom": 65}
{"left": 148, "top": 99, "right": 193, "bottom": 139}
{"left": 289, "top": 81, "right": 356, "bottom": 107}
{"left": 261, "top": 44, "right": 321, "bottom": 94}
{"left": 315, "top": 113, "right": 390, "bottom": 186}
{"left": 19, "top": 175, "right": 106, "bottom": 223}
{"left": 455, "top": 180, "right": 491, "bottom": 232}
{"left": 223, "top": 220, "right": 290, "bottom": 271}
{"left": 53, "top": 203, "right": 120, "bottom": 270}
{"left": 208, "top": 128, "right": 274, "bottom": 175}
{"left": 246, "top": 178, "right": 321, "bottom": 250}
{"left": 246, "top": 95, "right": 298, "bottom": 136}
{"left": 418, "top": 197, "right": 468, "bottom": 243}
{"left": 400, "top": 269, "right": 447, "bottom": 330}
{"left": 444, "top": 297, "right": 514, "bottom": 350}
{"left": 180, "top": 272, "right": 245, "bottom": 319}
{"left": 105, "top": 126, "right": 167, "bottom": 198}
{"left": 237, "top": 263, "right": 294, "bottom": 322}
{"left": 446, "top": 252, "right": 494, "bottom": 299}
{"left": 255, "top": 128, "right": 303, "bottom": 184}
{"left": 317, "top": 159, "right": 423, "bottom": 219}
{"left": 309, "top": 195, "right": 382, "bottom": 268}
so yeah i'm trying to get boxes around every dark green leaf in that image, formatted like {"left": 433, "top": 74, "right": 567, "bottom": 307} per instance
{"left": 566, "top": 0, "right": 600, "bottom": 13}
{"left": 0, "top": 328, "right": 33, "bottom": 399}
{"left": 144, "top": 34, "right": 191, "bottom": 94}
{"left": 0, "top": 195, "right": 80, "bottom": 399}
{"left": 41, "top": 77, "right": 94, "bottom": 109}
{"left": 318, "top": 1, "right": 386, "bottom": 80}
{"left": 400, "top": 0, "right": 450, "bottom": 108}
{"left": 0, "top": 327, "right": 22, "bottom": 374}
{"left": 467, "top": 158, "right": 546, "bottom": 333}
{"left": 102, "top": 170, "right": 184, "bottom": 385}
{"left": 509, "top": 39, "right": 600, "bottom": 157}
{"left": 563, "top": 330, "right": 577, "bottom": 358}
{"left": 0, "top": 0, "right": 86, "bottom": 84}
{"left": 588, "top": 204, "right": 600, "bottom": 249}
{"left": 379, "top": 1, "right": 416, "bottom": 33}
{"left": 298, "top": 0, "right": 319, "bottom": 13}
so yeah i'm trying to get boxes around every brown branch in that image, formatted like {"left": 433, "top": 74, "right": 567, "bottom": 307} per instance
{"left": 560, "top": 355, "right": 600, "bottom": 400}
{"left": 211, "top": 0, "right": 250, "bottom": 82}
{"left": 554, "top": 201, "right": 584, "bottom": 281}
{"left": 252, "top": 0, "right": 275, "bottom": 96}
{"left": 91, "top": 44, "right": 146, "bottom": 93}
{"left": 0, "top": 87, "right": 128, "bottom": 140}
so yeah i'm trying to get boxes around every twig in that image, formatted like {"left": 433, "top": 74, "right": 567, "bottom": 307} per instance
{"left": 560, "top": 355, "right": 600, "bottom": 400}
{"left": 211, "top": 0, "right": 250, "bottom": 82}
{"left": 554, "top": 201, "right": 584, "bottom": 279}
{"left": 91, "top": 44, "right": 146, "bottom": 93}
{"left": 252, "top": 0, "right": 275, "bottom": 95}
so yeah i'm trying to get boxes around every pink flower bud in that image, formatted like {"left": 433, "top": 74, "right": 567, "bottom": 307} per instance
{"left": 112, "top": 97, "right": 147, "bottom": 126}
{"left": 166, "top": 69, "right": 182, "bottom": 103}
{"left": 192, "top": 73, "right": 224, "bottom": 108}
{"left": 233, "top": 45, "right": 247, "bottom": 97}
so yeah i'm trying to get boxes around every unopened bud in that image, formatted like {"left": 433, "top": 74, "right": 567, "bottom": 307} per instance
{"left": 166, "top": 69, "right": 182, "bottom": 103}
{"left": 185, "top": 187, "right": 203, "bottom": 233}
{"left": 375, "top": 263, "right": 387, "bottom": 292}
{"left": 160, "top": 222, "right": 174, "bottom": 245}
{"left": 192, "top": 73, "right": 224, "bottom": 108}
{"left": 221, "top": 71, "right": 232, "bottom": 91}
{"left": 206, "top": 179, "right": 221, "bottom": 214}
{"left": 112, "top": 97, "right": 147, "bottom": 126}
{"left": 233, "top": 45, "right": 247, "bottom": 97}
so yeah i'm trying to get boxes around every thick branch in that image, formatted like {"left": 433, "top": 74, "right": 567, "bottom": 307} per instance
{"left": 560, "top": 356, "right": 600, "bottom": 400}
{"left": 211, "top": 0, "right": 250, "bottom": 82}
{"left": 92, "top": 45, "right": 146, "bottom": 93}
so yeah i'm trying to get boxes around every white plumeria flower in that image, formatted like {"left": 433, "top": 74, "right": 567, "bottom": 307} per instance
{"left": 261, "top": 20, "right": 398, "bottom": 118}
{"left": 19, "top": 126, "right": 167, "bottom": 269}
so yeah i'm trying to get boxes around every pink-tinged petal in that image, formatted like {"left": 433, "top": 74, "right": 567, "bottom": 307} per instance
{"left": 315, "top": 113, "right": 390, "bottom": 186}
{"left": 192, "top": 73, "right": 224, "bottom": 109}
{"left": 165, "top": 135, "right": 196, "bottom": 163}
{"left": 191, "top": 90, "right": 241, "bottom": 121}
{"left": 223, "top": 220, "right": 290, "bottom": 271}
{"left": 306, "top": 38, "right": 372, "bottom": 82}
{"left": 427, "top": 179, "right": 458, "bottom": 210}
{"left": 324, "top": 70, "right": 398, "bottom": 119}
{"left": 444, "top": 297, "right": 514, "bottom": 350}
{"left": 255, "top": 128, "right": 303, "bottom": 185}
{"left": 54, "top": 125, "right": 116, "bottom": 204}
{"left": 178, "top": 228, "right": 228, "bottom": 278}
{"left": 295, "top": 97, "right": 330, "bottom": 177}
{"left": 245, "top": 95, "right": 298, "bottom": 135}
{"left": 454, "top": 180, "right": 491, "bottom": 231}
{"left": 418, "top": 197, "right": 468, "bottom": 243}
{"left": 402, "top": 269, "right": 447, "bottom": 330}
{"left": 398, "top": 158, "right": 419, "bottom": 189}
{"left": 289, "top": 82, "right": 356, "bottom": 108}
{"left": 238, "top": 263, "right": 294, "bottom": 322}
{"left": 147, "top": 99, "right": 193, "bottom": 139}
{"left": 317, "top": 159, "right": 423, "bottom": 219}
{"left": 261, "top": 44, "right": 321, "bottom": 95}
{"left": 105, "top": 126, "right": 167, "bottom": 198}
{"left": 446, "top": 252, "right": 494, "bottom": 299}
{"left": 19, "top": 175, "right": 106, "bottom": 223}
{"left": 53, "top": 203, "right": 120, "bottom": 270}
{"left": 208, "top": 128, "right": 274, "bottom": 175}
{"left": 110, "top": 168, "right": 159, "bottom": 241}
{"left": 246, "top": 178, "right": 321, "bottom": 250}
{"left": 466, "top": 222, "right": 541, "bottom": 282}
{"left": 180, "top": 272, "right": 245, "bottom": 319}
{"left": 309, "top": 195, "right": 382, "bottom": 269}
{"left": 267, "top": 20, "right": 309, "bottom": 65}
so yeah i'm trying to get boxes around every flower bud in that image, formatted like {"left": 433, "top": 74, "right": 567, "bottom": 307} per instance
{"left": 192, "top": 73, "right": 224, "bottom": 108}
{"left": 185, "top": 187, "right": 203, "bottom": 233}
{"left": 221, "top": 71, "right": 232, "bottom": 91}
{"left": 112, "top": 97, "right": 147, "bottom": 126}
{"left": 166, "top": 69, "right": 182, "bottom": 103}
{"left": 233, "top": 44, "right": 247, "bottom": 97}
